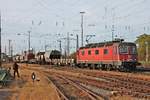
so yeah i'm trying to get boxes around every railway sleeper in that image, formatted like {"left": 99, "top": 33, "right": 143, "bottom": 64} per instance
{"left": 57, "top": 75, "right": 104, "bottom": 100}
{"left": 62, "top": 73, "right": 149, "bottom": 95}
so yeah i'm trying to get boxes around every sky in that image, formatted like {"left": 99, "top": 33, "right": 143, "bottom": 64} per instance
{"left": 0, "top": 0, "right": 150, "bottom": 55}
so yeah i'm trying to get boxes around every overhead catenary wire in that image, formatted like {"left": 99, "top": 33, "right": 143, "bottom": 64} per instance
{"left": 1, "top": 0, "right": 150, "bottom": 53}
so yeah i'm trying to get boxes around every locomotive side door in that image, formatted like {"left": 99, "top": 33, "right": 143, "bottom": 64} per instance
{"left": 76, "top": 50, "right": 80, "bottom": 64}
{"left": 113, "top": 45, "right": 119, "bottom": 66}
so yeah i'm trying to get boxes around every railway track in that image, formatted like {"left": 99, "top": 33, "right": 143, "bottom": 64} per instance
{"left": 52, "top": 65, "right": 150, "bottom": 76}
{"left": 48, "top": 70, "right": 150, "bottom": 99}
{"left": 21, "top": 66, "right": 69, "bottom": 100}
{"left": 24, "top": 66, "right": 104, "bottom": 100}
{"left": 56, "top": 66, "right": 150, "bottom": 86}
{"left": 47, "top": 74, "right": 104, "bottom": 100}
{"left": 21, "top": 64, "right": 150, "bottom": 99}
{"left": 73, "top": 74, "right": 149, "bottom": 99}
{"left": 57, "top": 75, "right": 105, "bottom": 100}
{"left": 46, "top": 76, "right": 69, "bottom": 100}
{"left": 51, "top": 66, "right": 150, "bottom": 86}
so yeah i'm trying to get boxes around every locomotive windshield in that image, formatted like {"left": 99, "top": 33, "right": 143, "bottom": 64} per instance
{"left": 119, "top": 43, "right": 137, "bottom": 54}
{"left": 119, "top": 46, "right": 128, "bottom": 54}
{"left": 130, "top": 46, "right": 137, "bottom": 54}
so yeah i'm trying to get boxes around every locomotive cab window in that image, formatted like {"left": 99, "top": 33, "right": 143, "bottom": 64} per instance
{"left": 130, "top": 46, "right": 137, "bottom": 54}
{"left": 104, "top": 49, "right": 108, "bottom": 54}
{"left": 81, "top": 50, "right": 85, "bottom": 55}
{"left": 88, "top": 50, "right": 91, "bottom": 55}
{"left": 119, "top": 46, "right": 128, "bottom": 54}
{"left": 95, "top": 50, "right": 99, "bottom": 55}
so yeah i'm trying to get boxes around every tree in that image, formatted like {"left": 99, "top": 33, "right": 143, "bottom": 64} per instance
{"left": 135, "top": 34, "right": 150, "bottom": 61}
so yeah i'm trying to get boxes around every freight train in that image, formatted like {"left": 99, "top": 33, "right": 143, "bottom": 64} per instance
{"left": 76, "top": 39, "right": 139, "bottom": 71}
{"left": 35, "top": 50, "right": 74, "bottom": 65}
{"left": 14, "top": 39, "right": 139, "bottom": 71}
{"left": 14, "top": 50, "right": 74, "bottom": 66}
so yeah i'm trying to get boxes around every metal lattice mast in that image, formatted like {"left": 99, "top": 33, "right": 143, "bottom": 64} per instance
{"left": 80, "top": 12, "right": 85, "bottom": 47}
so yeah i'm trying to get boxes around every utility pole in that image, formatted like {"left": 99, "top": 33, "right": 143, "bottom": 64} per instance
{"left": 11, "top": 45, "right": 13, "bottom": 58}
{"left": 80, "top": 11, "right": 85, "bottom": 47}
{"left": 111, "top": 8, "right": 115, "bottom": 41}
{"left": 72, "top": 30, "right": 79, "bottom": 51}
{"left": 67, "top": 32, "right": 70, "bottom": 56}
{"left": 61, "top": 33, "right": 76, "bottom": 57}
{"left": 5, "top": 45, "right": 6, "bottom": 55}
{"left": 104, "top": 7, "right": 107, "bottom": 29}
{"left": 112, "top": 25, "right": 114, "bottom": 41}
{"left": 60, "top": 34, "right": 75, "bottom": 57}
{"left": 76, "top": 34, "right": 79, "bottom": 51}
{"left": 44, "top": 40, "right": 47, "bottom": 52}
{"left": 44, "top": 45, "right": 46, "bottom": 52}
{"left": 44, "top": 45, "right": 47, "bottom": 52}
{"left": 28, "top": 30, "right": 31, "bottom": 54}
{"left": 57, "top": 40, "right": 62, "bottom": 54}
{"left": 0, "top": 12, "right": 2, "bottom": 67}
{"left": 8, "top": 39, "right": 11, "bottom": 57}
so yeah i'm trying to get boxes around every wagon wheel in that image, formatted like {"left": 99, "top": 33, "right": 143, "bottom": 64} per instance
{"left": 98, "top": 64, "right": 103, "bottom": 70}
{"left": 107, "top": 64, "right": 112, "bottom": 71}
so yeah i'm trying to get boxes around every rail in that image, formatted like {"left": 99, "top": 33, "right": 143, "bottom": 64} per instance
{"left": 46, "top": 75, "right": 69, "bottom": 100}
{"left": 57, "top": 75, "right": 104, "bottom": 100}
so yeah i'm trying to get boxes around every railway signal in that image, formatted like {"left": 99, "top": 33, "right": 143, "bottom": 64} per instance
{"left": 31, "top": 72, "right": 36, "bottom": 83}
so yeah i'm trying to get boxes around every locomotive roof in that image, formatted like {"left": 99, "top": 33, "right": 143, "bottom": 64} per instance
{"left": 36, "top": 50, "right": 61, "bottom": 56}
{"left": 80, "top": 39, "right": 135, "bottom": 49}
{"left": 36, "top": 52, "right": 45, "bottom": 55}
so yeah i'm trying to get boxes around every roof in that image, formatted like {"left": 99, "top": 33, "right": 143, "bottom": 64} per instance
{"left": 79, "top": 39, "right": 135, "bottom": 49}
{"left": 36, "top": 52, "right": 45, "bottom": 56}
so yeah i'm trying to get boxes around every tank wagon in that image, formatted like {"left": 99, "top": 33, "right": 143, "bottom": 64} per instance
{"left": 14, "top": 51, "right": 35, "bottom": 63}
{"left": 36, "top": 50, "right": 61, "bottom": 64}
{"left": 45, "top": 50, "right": 61, "bottom": 64}
{"left": 44, "top": 50, "right": 74, "bottom": 65}
{"left": 76, "top": 39, "right": 138, "bottom": 71}
{"left": 36, "top": 52, "right": 45, "bottom": 64}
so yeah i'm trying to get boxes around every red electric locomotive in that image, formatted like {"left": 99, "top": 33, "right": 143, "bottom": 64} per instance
{"left": 76, "top": 39, "right": 138, "bottom": 71}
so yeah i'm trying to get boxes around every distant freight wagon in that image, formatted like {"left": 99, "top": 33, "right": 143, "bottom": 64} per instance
{"left": 14, "top": 51, "right": 35, "bottom": 63}
{"left": 35, "top": 50, "right": 74, "bottom": 65}
{"left": 36, "top": 50, "right": 61, "bottom": 64}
